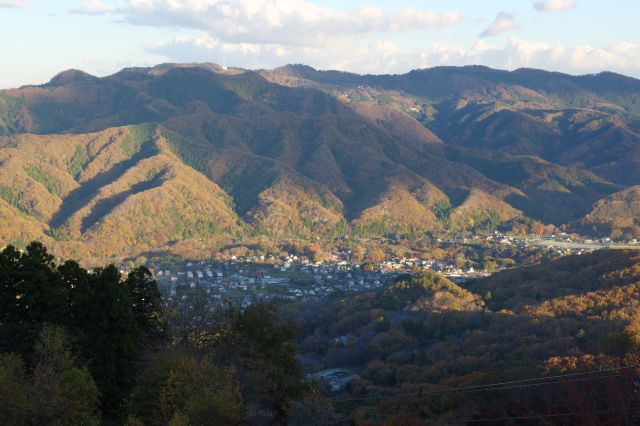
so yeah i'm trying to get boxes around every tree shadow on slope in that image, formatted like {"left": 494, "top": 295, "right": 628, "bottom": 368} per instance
{"left": 49, "top": 139, "right": 159, "bottom": 228}
{"left": 80, "top": 169, "right": 167, "bottom": 232}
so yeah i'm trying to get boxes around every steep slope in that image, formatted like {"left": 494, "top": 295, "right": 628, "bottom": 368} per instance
{"left": 577, "top": 186, "right": 640, "bottom": 238}
{"left": 449, "top": 188, "right": 522, "bottom": 231}
{"left": 264, "top": 64, "right": 640, "bottom": 186}
{"left": 0, "top": 125, "right": 242, "bottom": 260}
{"left": 0, "top": 62, "right": 638, "bottom": 258}
{"left": 354, "top": 179, "right": 447, "bottom": 235}
{"left": 247, "top": 174, "right": 345, "bottom": 239}
{"left": 466, "top": 249, "right": 640, "bottom": 313}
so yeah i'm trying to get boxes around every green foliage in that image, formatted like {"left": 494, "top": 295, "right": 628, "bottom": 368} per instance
{"left": 0, "top": 241, "right": 314, "bottom": 424}
{"left": 25, "top": 164, "right": 62, "bottom": 197}
{"left": 122, "top": 124, "right": 156, "bottom": 158}
{"left": 0, "top": 242, "right": 162, "bottom": 421}
{"left": 68, "top": 145, "right": 89, "bottom": 179}
{"left": 78, "top": 265, "right": 141, "bottom": 415}
{"left": 354, "top": 216, "right": 391, "bottom": 238}
{"left": 0, "top": 353, "right": 29, "bottom": 424}
{"left": 0, "top": 184, "right": 31, "bottom": 215}
{"left": 48, "top": 227, "right": 72, "bottom": 242}
{"left": 216, "top": 303, "right": 306, "bottom": 399}
{"left": 433, "top": 199, "right": 452, "bottom": 226}
{"left": 162, "top": 129, "right": 208, "bottom": 174}
{"left": 0, "top": 242, "right": 67, "bottom": 348}
{"left": 124, "top": 266, "right": 163, "bottom": 335}
{"left": 144, "top": 167, "right": 163, "bottom": 183}
{"left": 0, "top": 326, "right": 100, "bottom": 426}
{"left": 165, "top": 205, "right": 224, "bottom": 239}
{"left": 0, "top": 93, "right": 24, "bottom": 135}
{"left": 129, "top": 353, "right": 244, "bottom": 425}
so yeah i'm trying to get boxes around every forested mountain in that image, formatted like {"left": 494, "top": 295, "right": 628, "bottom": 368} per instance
{"left": 1, "top": 63, "right": 640, "bottom": 260}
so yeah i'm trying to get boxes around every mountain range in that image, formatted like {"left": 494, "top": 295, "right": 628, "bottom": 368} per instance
{"left": 1, "top": 63, "right": 640, "bottom": 261}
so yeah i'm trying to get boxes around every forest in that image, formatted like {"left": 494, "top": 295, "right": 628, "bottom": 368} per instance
{"left": 0, "top": 242, "right": 316, "bottom": 425}
{"left": 284, "top": 249, "right": 640, "bottom": 424}
{"left": 2, "top": 242, "right": 640, "bottom": 424}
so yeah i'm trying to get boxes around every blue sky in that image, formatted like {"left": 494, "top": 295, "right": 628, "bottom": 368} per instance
{"left": 1, "top": 0, "right": 639, "bottom": 88}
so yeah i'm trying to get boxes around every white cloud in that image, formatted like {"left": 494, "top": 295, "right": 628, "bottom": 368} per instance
{"left": 533, "top": 0, "right": 576, "bottom": 12}
{"left": 148, "top": 35, "right": 292, "bottom": 69}
{"left": 71, "top": 0, "right": 116, "bottom": 14}
{"left": 479, "top": 12, "right": 519, "bottom": 38}
{"left": 73, "top": 0, "right": 461, "bottom": 47}
{"left": 148, "top": 34, "right": 640, "bottom": 78}
{"left": 0, "top": 0, "right": 30, "bottom": 8}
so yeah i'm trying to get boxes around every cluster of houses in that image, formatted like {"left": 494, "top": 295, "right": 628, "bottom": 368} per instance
{"left": 150, "top": 246, "right": 504, "bottom": 308}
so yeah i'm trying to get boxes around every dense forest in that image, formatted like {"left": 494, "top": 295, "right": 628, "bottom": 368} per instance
{"left": 285, "top": 249, "right": 640, "bottom": 424}
{"left": 2, "top": 243, "right": 640, "bottom": 424}
{"left": 0, "top": 242, "right": 316, "bottom": 425}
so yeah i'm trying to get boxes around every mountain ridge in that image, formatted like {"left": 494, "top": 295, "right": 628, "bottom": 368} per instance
{"left": 1, "top": 63, "right": 639, "bottom": 261}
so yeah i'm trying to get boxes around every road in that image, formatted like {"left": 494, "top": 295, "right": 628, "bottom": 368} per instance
{"left": 527, "top": 238, "right": 640, "bottom": 250}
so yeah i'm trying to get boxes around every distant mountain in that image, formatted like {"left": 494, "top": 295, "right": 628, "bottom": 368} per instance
{"left": 0, "top": 63, "right": 639, "bottom": 259}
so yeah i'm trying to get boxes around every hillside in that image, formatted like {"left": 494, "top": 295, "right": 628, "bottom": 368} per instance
{"left": 0, "top": 125, "right": 242, "bottom": 263}
{"left": 1, "top": 63, "right": 640, "bottom": 260}
{"left": 577, "top": 185, "right": 640, "bottom": 238}
{"left": 288, "top": 250, "right": 640, "bottom": 423}
{"left": 264, "top": 65, "right": 640, "bottom": 185}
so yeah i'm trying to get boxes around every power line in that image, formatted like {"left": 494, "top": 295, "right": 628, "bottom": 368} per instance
{"left": 331, "top": 364, "right": 640, "bottom": 403}
{"left": 453, "top": 405, "right": 640, "bottom": 424}
{"left": 334, "top": 373, "right": 626, "bottom": 403}
{"left": 330, "top": 405, "right": 640, "bottom": 426}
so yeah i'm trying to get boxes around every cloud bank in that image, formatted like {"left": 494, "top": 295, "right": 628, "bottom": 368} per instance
{"left": 76, "top": 0, "right": 461, "bottom": 47}
{"left": 150, "top": 35, "right": 640, "bottom": 78}
{"left": 68, "top": 0, "right": 640, "bottom": 78}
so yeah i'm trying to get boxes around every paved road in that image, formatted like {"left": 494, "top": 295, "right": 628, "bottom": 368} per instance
{"left": 528, "top": 238, "right": 640, "bottom": 250}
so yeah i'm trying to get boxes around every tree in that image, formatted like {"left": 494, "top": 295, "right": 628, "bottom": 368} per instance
{"left": 483, "top": 260, "right": 498, "bottom": 272}
{"left": 79, "top": 265, "right": 140, "bottom": 416}
{"left": 124, "top": 266, "right": 163, "bottom": 336}
{"left": 214, "top": 303, "right": 307, "bottom": 421}
{"left": 58, "top": 260, "right": 91, "bottom": 329}
{"left": 306, "top": 243, "right": 322, "bottom": 262}
{"left": 30, "top": 326, "right": 100, "bottom": 426}
{"left": 129, "top": 352, "right": 244, "bottom": 425}
{"left": 365, "top": 249, "right": 385, "bottom": 264}
{"left": 287, "top": 394, "right": 337, "bottom": 426}
{"left": 531, "top": 221, "right": 545, "bottom": 236}
{"left": 0, "top": 353, "right": 29, "bottom": 425}
{"left": 0, "top": 326, "right": 100, "bottom": 426}
{"left": 351, "top": 245, "right": 365, "bottom": 263}
{"left": 0, "top": 243, "right": 68, "bottom": 355}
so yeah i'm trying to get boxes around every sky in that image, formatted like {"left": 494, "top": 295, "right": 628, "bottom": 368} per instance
{"left": 1, "top": 0, "right": 640, "bottom": 88}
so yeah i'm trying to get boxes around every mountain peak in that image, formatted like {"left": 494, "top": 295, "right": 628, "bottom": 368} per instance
{"left": 46, "top": 69, "right": 97, "bottom": 87}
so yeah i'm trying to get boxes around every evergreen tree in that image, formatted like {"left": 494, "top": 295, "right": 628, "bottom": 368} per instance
{"left": 124, "top": 266, "right": 163, "bottom": 336}
{"left": 0, "top": 326, "right": 100, "bottom": 426}
{"left": 80, "top": 265, "right": 139, "bottom": 416}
